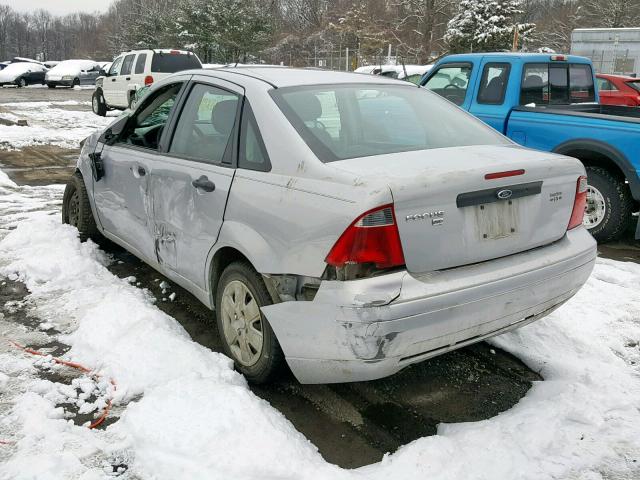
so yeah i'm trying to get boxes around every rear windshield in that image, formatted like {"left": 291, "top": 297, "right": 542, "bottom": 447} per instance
{"left": 151, "top": 52, "right": 201, "bottom": 73}
{"left": 520, "top": 63, "right": 595, "bottom": 105}
{"left": 271, "top": 84, "right": 508, "bottom": 162}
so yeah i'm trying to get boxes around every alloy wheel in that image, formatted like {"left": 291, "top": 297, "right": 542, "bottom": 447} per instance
{"left": 68, "top": 190, "right": 80, "bottom": 227}
{"left": 220, "top": 280, "right": 264, "bottom": 367}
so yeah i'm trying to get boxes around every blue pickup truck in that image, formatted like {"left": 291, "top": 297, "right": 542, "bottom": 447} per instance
{"left": 420, "top": 53, "right": 640, "bottom": 242}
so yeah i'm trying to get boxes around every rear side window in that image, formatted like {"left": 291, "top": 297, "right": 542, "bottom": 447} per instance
{"left": 151, "top": 52, "right": 201, "bottom": 73}
{"left": 134, "top": 54, "right": 147, "bottom": 74}
{"left": 477, "top": 63, "right": 510, "bottom": 105}
{"left": 597, "top": 78, "right": 616, "bottom": 91}
{"left": 423, "top": 63, "right": 472, "bottom": 106}
{"left": 628, "top": 81, "right": 640, "bottom": 93}
{"left": 239, "top": 103, "right": 271, "bottom": 172}
{"left": 169, "top": 83, "right": 239, "bottom": 164}
{"left": 520, "top": 63, "right": 595, "bottom": 105}
{"left": 120, "top": 54, "right": 135, "bottom": 76}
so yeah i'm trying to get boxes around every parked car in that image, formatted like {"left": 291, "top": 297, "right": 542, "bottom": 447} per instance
{"left": 65, "top": 67, "right": 596, "bottom": 384}
{"left": 0, "top": 62, "right": 47, "bottom": 87}
{"left": 355, "top": 64, "right": 433, "bottom": 84}
{"left": 422, "top": 53, "right": 640, "bottom": 243}
{"left": 45, "top": 59, "right": 102, "bottom": 88}
{"left": 596, "top": 74, "right": 640, "bottom": 107}
{"left": 92, "top": 49, "right": 202, "bottom": 116}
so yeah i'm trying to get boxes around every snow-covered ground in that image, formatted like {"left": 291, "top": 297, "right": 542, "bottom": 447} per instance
{"left": 0, "top": 100, "right": 117, "bottom": 150}
{"left": 0, "top": 167, "right": 639, "bottom": 479}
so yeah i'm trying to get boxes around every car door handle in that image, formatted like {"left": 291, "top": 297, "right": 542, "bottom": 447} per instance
{"left": 111, "top": 78, "right": 116, "bottom": 82}
{"left": 192, "top": 175, "right": 215, "bottom": 192}
{"left": 126, "top": 77, "right": 131, "bottom": 81}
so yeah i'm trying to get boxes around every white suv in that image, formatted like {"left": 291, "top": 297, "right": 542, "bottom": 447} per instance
{"left": 92, "top": 49, "right": 201, "bottom": 116}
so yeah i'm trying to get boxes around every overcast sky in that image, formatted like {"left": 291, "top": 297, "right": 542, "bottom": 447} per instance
{"left": 1, "top": 0, "right": 110, "bottom": 15}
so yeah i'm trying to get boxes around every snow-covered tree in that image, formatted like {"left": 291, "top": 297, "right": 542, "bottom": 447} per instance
{"left": 445, "top": 0, "right": 535, "bottom": 53}
{"left": 174, "top": 0, "right": 272, "bottom": 63}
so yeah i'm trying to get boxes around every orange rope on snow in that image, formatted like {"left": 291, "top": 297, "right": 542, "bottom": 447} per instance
{"left": 9, "top": 341, "right": 116, "bottom": 429}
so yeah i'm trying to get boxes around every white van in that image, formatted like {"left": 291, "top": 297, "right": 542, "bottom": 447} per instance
{"left": 92, "top": 49, "right": 201, "bottom": 116}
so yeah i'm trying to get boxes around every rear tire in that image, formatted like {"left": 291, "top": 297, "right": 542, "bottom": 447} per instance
{"left": 92, "top": 89, "right": 107, "bottom": 116}
{"left": 215, "top": 261, "right": 285, "bottom": 384}
{"left": 584, "top": 166, "right": 633, "bottom": 243}
{"left": 47, "top": 83, "right": 56, "bottom": 89}
{"left": 62, "top": 172, "right": 100, "bottom": 242}
{"left": 16, "top": 77, "right": 26, "bottom": 88}
{"left": 72, "top": 77, "right": 80, "bottom": 87}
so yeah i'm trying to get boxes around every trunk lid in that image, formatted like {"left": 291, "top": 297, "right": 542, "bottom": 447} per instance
{"left": 330, "top": 145, "right": 583, "bottom": 274}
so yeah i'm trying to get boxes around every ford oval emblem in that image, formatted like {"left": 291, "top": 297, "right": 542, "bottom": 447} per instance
{"left": 497, "top": 189, "right": 513, "bottom": 200}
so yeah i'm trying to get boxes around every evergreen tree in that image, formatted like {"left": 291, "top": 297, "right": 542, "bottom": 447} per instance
{"left": 445, "top": 0, "right": 534, "bottom": 53}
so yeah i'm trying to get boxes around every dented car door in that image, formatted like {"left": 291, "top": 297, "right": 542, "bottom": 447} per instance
{"left": 147, "top": 77, "right": 242, "bottom": 290}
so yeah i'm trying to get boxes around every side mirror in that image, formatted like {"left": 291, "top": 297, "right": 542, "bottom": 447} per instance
{"left": 99, "top": 69, "right": 107, "bottom": 77}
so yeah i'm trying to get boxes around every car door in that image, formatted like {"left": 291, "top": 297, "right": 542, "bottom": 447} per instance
{"left": 116, "top": 53, "right": 136, "bottom": 107}
{"left": 91, "top": 80, "right": 187, "bottom": 262}
{"left": 147, "top": 76, "right": 242, "bottom": 290}
{"left": 103, "top": 56, "right": 123, "bottom": 105}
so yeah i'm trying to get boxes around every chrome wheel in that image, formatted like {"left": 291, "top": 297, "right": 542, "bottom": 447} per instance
{"left": 220, "top": 280, "right": 264, "bottom": 367}
{"left": 68, "top": 190, "right": 80, "bottom": 226}
{"left": 584, "top": 184, "right": 606, "bottom": 229}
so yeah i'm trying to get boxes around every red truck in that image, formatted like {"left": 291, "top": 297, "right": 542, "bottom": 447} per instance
{"left": 597, "top": 74, "right": 640, "bottom": 107}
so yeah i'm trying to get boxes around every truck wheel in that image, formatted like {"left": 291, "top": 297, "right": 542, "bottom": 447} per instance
{"left": 92, "top": 90, "right": 107, "bottom": 116}
{"left": 62, "top": 172, "right": 100, "bottom": 242}
{"left": 215, "top": 261, "right": 285, "bottom": 383}
{"left": 584, "top": 166, "right": 633, "bottom": 242}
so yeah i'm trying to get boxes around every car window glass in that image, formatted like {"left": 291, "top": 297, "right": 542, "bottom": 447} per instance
{"left": 520, "top": 64, "right": 548, "bottom": 105}
{"left": 478, "top": 63, "right": 510, "bottom": 105}
{"left": 569, "top": 64, "right": 595, "bottom": 103}
{"left": 119, "top": 83, "right": 182, "bottom": 150}
{"left": 424, "top": 64, "right": 472, "bottom": 105}
{"left": 121, "top": 54, "right": 135, "bottom": 76}
{"left": 134, "top": 54, "right": 147, "bottom": 74}
{"left": 549, "top": 65, "right": 569, "bottom": 104}
{"left": 273, "top": 84, "right": 507, "bottom": 162}
{"left": 109, "top": 57, "right": 123, "bottom": 76}
{"left": 169, "top": 83, "right": 239, "bottom": 164}
{"left": 239, "top": 103, "right": 270, "bottom": 171}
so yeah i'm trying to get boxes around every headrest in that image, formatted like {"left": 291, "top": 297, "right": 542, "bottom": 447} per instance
{"left": 287, "top": 93, "right": 322, "bottom": 122}
{"left": 523, "top": 75, "right": 544, "bottom": 89}
{"left": 211, "top": 99, "right": 238, "bottom": 135}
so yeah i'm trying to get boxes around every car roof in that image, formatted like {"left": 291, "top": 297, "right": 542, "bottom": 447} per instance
{"left": 185, "top": 66, "right": 408, "bottom": 88}
{"left": 597, "top": 73, "right": 639, "bottom": 81}
{"left": 437, "top": 52, "right": 592, "bottom": 64}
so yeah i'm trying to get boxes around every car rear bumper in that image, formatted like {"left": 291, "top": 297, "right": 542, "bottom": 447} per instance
{"left": 262, "top": 227, "right": 596, "bottom": 384}
{"left": 46, "top": 80, "right": 74, "bottom": 86}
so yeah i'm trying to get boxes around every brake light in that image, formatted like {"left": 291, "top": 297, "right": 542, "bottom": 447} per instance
{"left": 568, "top": 175, "right": 588, "bottom": 230}
{"left": 170, "top": 50, "right": 180, "bottom": 55}
{"left": 485, "top": 169, "right": 525, "bottom": 180}
{"left": 326, "top": 204, "right": 405, "bottom": 269}
{"left": 551, "top": 55, "right": 567, "bottom": 61}
{"left": 144, "top": 75, "right": 154, "bottom": 86}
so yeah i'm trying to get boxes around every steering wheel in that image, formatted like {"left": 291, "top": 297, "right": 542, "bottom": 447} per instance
{"left": 444, "top": 84, "right": 462, "bottom": 90}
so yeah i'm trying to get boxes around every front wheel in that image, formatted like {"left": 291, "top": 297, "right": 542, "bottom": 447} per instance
{"left": 47, "top": 83, "right": 56, "bottom": 89}
{"left": 16, "top": 78, "right": 26, "bottom": 88}
{"left": 215, "top": 262, "right": 285, "bottom": 383}
{"left": 62, "top": 172, "right": 100, "bottom": 242}
{"left": 92, "top": 90, "right": 107, "bottom": 116}
{"left": 583, "top": 166, "right": 634, "bottom": 242}
{"left": 72, "top": 78, "right": 80, "bottom": 87}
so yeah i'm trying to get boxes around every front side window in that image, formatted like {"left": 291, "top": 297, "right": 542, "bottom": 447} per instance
{"left": 121, "top": 54, "right": 136, "bottom": 76}
{"left": 134, "top": 54, "right": 147, "bottom": 74}
{"left": 169, "top": 83, "right": 240, "bottom": 164}
{"left": 119, "top": 83, "right": 182, "bottom": 150}
{"left": 423, "top": 63, "right": 472, "bottom": 106}
{"left": 520, "top": 63, "right": 595, "bottom": 105}
{"left": 109, "top": 57, "right": 123, "bottom": 76}
{"left": 272, "top": 83, "right": 508, "bottom": 163}
{"left": 478, "top": 63, "right": 510, "bottom": 105}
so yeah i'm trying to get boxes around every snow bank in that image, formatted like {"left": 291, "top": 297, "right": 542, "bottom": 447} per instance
{"left": 0, "top": 101, "right": 116, "bottom": 150}
{"left": 0, "top": 172, "right": 639, "bottom": 479}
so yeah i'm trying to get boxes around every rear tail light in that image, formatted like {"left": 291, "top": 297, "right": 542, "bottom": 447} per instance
{"left": 485, "top": 169, "right": 525, "bottom": 180}
{"left": 144, "top": 75, "right": 154, "bottom": 86}
{"left": 568, "top": 175, "right": 588, "bottom": 230}
{"left": 550, "top": 54, "right": 567, "bottom": 61}
{"left": 326, "top": 204, "right": 405, "bottom": 269}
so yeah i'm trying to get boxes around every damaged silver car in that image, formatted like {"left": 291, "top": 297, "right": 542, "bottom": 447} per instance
{"left": 63, "top": 67, "right": 596, "bottom": 384}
